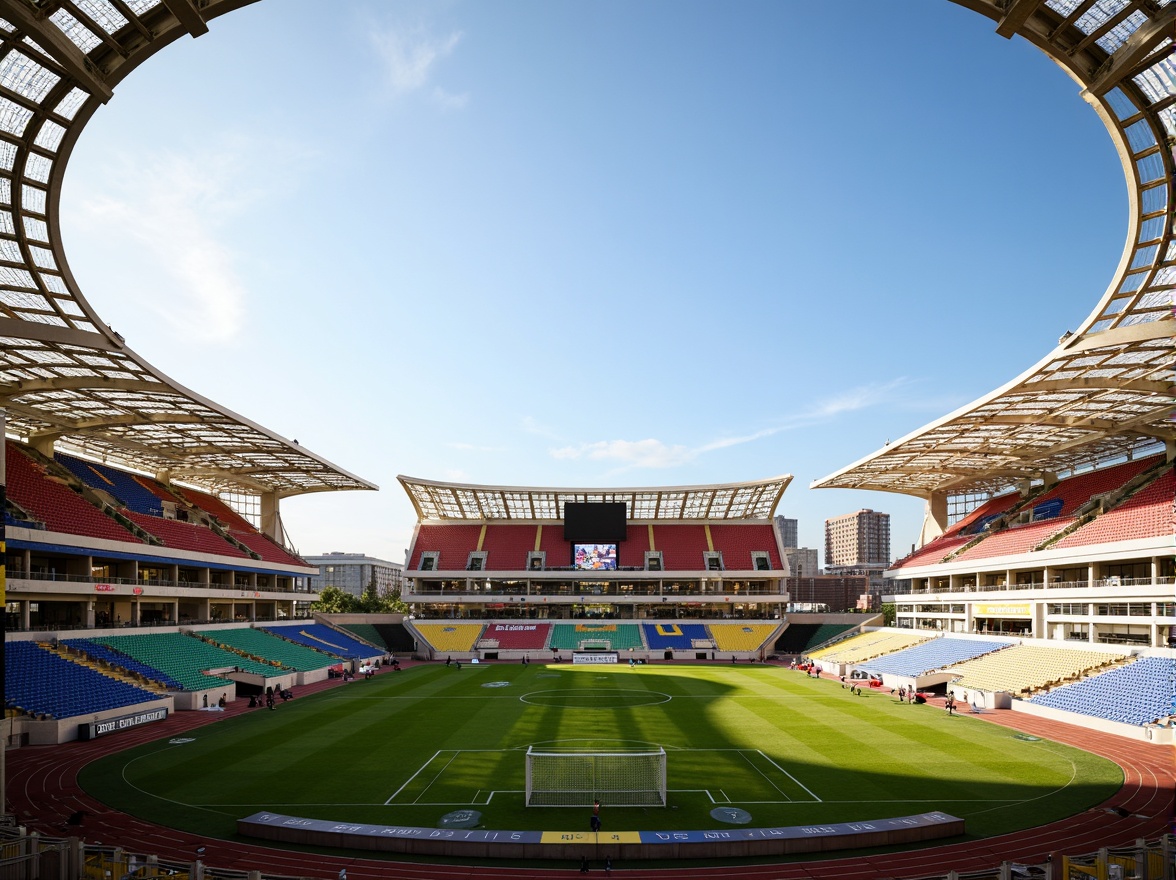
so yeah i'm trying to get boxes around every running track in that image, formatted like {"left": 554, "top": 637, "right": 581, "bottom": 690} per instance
{"left": 7, "top": 666, "right": 1173, "bottom": 880}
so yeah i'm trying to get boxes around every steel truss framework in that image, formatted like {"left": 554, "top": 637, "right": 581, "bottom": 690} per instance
{"left": 398, "top": 474, "right": 792, "bottom": 522}
{"left": 0, "top": 0, "right": 374, "bottom": 499}
{"left": 815, "top": 0, "right": 1176, "bottom": 499}
{"left": 0, "top": 1, "right": 1166, "bottom": 505}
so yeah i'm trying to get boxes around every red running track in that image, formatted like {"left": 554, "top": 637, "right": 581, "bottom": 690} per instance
{"left": 7, "top": 667, "right": 1174, "bottom": 880}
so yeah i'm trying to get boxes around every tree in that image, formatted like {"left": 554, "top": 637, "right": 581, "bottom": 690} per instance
{"left": 310, "top": 586, "right": 360, "bottom": 614}
{"left": 882, "top": 602, "right": 896, "bottom": 627}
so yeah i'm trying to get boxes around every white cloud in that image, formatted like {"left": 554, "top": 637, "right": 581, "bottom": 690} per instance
{"left": 549, "top": 379, "right": 915, "bottom": 470}
{"left": 77, "top": 148, "right": 253, "bottom": 344}
{"left": 369, "top": 24, "right": 465, "bottom": 105}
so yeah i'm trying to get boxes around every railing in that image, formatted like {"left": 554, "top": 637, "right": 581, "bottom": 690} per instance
{"left": 7, "top": 570, "right": 304, "bottom": 593}
{"left": 0, "top": 826, "right": 1169, "bottom": 880}
{"left": 902, "top": 576, "right": 1172, "bottom": 596}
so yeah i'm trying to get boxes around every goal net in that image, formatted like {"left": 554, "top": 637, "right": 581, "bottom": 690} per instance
{"left": 525, "top": 747, "right": 666, "bottom": 807}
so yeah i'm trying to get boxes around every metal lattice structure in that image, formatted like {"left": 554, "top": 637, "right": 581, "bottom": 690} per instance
{"left": 398, "top": 474, "right": 792, "bottom": 522}
{"left": 814, "top": 0, "right": 1175, "bottom": 500}
{"left": 0, "top": 1, "right": 1167, "bottom": 506}
{"left": 0, "top": 0, "right": 374, "bottom": 500}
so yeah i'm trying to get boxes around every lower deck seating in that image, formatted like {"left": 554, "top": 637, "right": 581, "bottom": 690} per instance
{"left": 479, "top": 622, "right": 551, "bottom": 650}
{"left": 262, "top": 624, "right": 378, "bottom": 660}
{"left": 61, "top": 639, "right": 184, "bottom": 690}
{"left": 642, "top": 622, "right": 710, "bottom": 649}
{"left": 199, "top": 628, "right": 337, "bottom": 671}
{"left": 946, "top": 644, "right": 1128, "bottom": 696}
{"left": 807, "top": 630, "right": 929, "bottom": 664}
{"left": 1028, "top": 656, "right": 1176, "bottom": 726}
{"left": 548, "top": 623, "right": 644, "bottom": 651}
{"left": 412, "top": 622, "right": 485, "bottom": 653}
{"left": 709, "top": 623, "right": 779, "bottom": 652}
{"left": 6, "top": 641, "right": 161, "bottom": 719}
{"left": 858, "top": 638, "right": 1013, "bottom": 677}
{"left": 774, "top": 623, "right": 858, "bottom": 654}
{"left": 93, "top": 632, "right": 282, "bottom": 690}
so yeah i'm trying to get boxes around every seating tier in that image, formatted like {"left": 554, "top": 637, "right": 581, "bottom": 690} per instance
{"left": 642, "top": 622, "right": 710, "bottom": 649}
{"left": 710, "top": 623, "right": 778, "bottom": 652}
{"left": 946, "top": 644, "right": 1128, "bottom": 696}
{"left": 1028, "top": 656, "right": 1176, "bottom": 726}
{"left": 708, "top": 524, "right": 781, "bottom": 570}
{"left": 261, "top": 624, "right": 378, "bottom": 660}
{"left": 62, "top": 638, "right": 185, "bottom": 689}
{"left": 773, "top": 622, "right": 858, "bottom": 654}
{"left": 125, "top": 511, "right": 248, "bottom": 557}
{"left": 6, "top": 641, "right": 162, "bottom": 719}
{"left": 412, "top": 622, "right": 485, "bottom": 653}
{"left": 409, "top": 524, "right": 484, "bottom": 570}
{"left": 93, "top": 632, "right": 282, "bottom": 690}
{"left": 56, "top": 453, "right": 163, "bottom": 515}
{"left": 548, "top": 623, "right": 644, "bottom": 651}
{"left": 480, "top": 622, "right": 551, "bottom": 650}
{"left": 857, "top": 637, "right": 1014, "bottom": 677}
{"left": 807, "top": 630, "right": 929, "bottom": 664}
{"left": 1054, "top": 468, "right": 1174, "bottom": 549}
{"left": 479, "top": 525, "right": 538, "bottom": 570}
{"left": 651, "top": 525, "right": 709, "bottom": 570}
{"left": 199, "top": 628, "right": 337, "bottom": 671}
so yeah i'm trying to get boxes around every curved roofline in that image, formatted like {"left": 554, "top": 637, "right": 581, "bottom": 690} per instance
{"left": 398, "top": 474, "right": 793, "bottom": 522}
{"left": 814, "top": 0, "right": 1175, "bottom": 498}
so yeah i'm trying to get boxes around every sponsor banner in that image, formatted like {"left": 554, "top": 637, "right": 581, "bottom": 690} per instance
{"left": 242, "top": 813, "right": 542, "bottom": 843}
{"left": 572, "top": 652, "right": 618, "bottom": 664}
{"left": 241, "top": 811, "right": 959, "bottom": 847}
{"left": 575, "top": 624, "right": 617, "bottom": 632}
{"left": 488, "top": 624, "right": 540, "bottom": 633}
{"left": 95, "top": 583, "right": 115, "bottom": 592}
{"left": 89, "top": 707, "right": 168, "bottom": 738}
{"left": 974, "top": 602, "right": 1031, "bottom": 618}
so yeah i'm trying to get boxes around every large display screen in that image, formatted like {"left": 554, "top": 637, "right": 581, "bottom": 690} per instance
{"left": 563, "top": 501, "right": 627, "bottom": 542}
{"left": 573, "top": 543, "right": 618, "bottom": 571}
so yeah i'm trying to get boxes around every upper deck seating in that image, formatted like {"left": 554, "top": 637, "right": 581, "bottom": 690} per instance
{"left": 537, "top": 524, "right": 572, "bottom": 569}
{"left": 262, "top": 624, "right": 378, "bottom": 660}
{"left": 479, "top": 525, "right": 539, "bottom": 571}
{"left": 773, "top": 622, "right": 859, "bottom": 654}
{"left": 651, "top": 525, "right": 710, "bottom": 570}
{"left": 409, "top": 524, "right": 485, "bottom": 570}
{"left": 6, "top": 445, "right": 140, "bottom": 543}
{"left": 1028, "top": 656, "right": 1176, "bottom": 726}
{"left": 6, "top": 641, "right": 162, "bottom": 719}
{"left": 946, "top": 644, "right": 1127, "bottom": 696}
{"left": 708, "top": 524, "right": 782, "bottom": 570}
{"left": 807, "top": 630, "right": 929, "bottom": 664}
{"left": 893, "top": 533, "right": 975, "bottom": 568}
{"left": 56, "top": 453, "right": 164, "bottom": 515}
{"left": 124, "top": 511, "right": 249, "bottom": 557}
{"left": 61, "top": 638, "right": 185, "bottom": 690}
{"left": 642, "top": 622, "right": 710, "bottom": 649}
{"left": 1053, "top": 468, "right": 1175, "bottom": 549}
{"left": 479, "top": 622, "right": 551, "bottom": 650}
{"left": 93, "top": 632, "right": 282, "bottom": 690}
{"left": 710, "top": 623, "right": 779, "bottom": 652}
{"left": 412, "top": 622, "right": 484, "bottom": 653}
{"left": 953, "top": 520, "right": 1066, "bottom": 561}
{"left": 617, "top": 525, "right": 651, "bottom": 569}
{"left": 175, "top": 486, "right": 256, "bottom": 531}
{"left": 199, "top": 628, "right": 336, "bottom": 671}
{"left": 227, "top": 528, "right": 307, "bottom": 566}
{"left": 548, "top": 623, "right": 644, "bottom": 651}
{"left": 857, "top": 637, "right": 1013, "bottom": 677}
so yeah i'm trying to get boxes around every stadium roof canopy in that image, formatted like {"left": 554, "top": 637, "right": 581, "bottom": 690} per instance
{"left": 398, "top": 474, "right": 793, "bottom": 522}
{"left": 813, "top": 0, "right": 1176, "bottom": 499}
{"left": 0, "top": 0, "right": 375, "bottom": 497}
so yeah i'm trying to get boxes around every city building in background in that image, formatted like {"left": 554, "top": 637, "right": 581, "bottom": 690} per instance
{"left": 824, "top": 509, "right": 891, "bottom": 600}
{"left": 785, "top": 575, "right": 871, "bottom": 613}
{"left": 774, "top": 515, "right": 798, "bottom": 549}
{"left": 305, "top": 552, "right": 405, "bottom": 599}
{"left": 783, "top": 547, "right": 819, "bottom": 580}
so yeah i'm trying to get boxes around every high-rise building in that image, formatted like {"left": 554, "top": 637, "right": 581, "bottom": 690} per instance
{"left": 304, "top": 552, "right": 404, "bottom": 599}
{"left": 782, "top": 547, "right": 818, "bottom": 579}
{"left": 774, "top": 515, "right": 798, "bottom": 549}
{"left": 824, "top": 509, "right": 890, "bottom": 575}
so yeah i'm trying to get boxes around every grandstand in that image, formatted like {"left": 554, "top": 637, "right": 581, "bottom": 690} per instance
{"left": 400, "top": 475, "right": 792, "bottom": 625}
{"left": 0, "top": 0, "right": 1174, "bottom": 877}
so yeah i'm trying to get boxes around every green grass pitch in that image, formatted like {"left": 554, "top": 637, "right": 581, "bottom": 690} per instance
{"left": 80, "top": 662, "right": 1121, "bottom": 848}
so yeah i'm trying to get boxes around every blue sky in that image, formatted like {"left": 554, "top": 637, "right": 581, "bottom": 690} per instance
{"left": 58, "top": 1, "right": 1126, "bottom": 567}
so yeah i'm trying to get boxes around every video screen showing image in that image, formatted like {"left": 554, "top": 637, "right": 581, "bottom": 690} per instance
{"left": 573, "top": 543, "right": 618, "bottom": 571}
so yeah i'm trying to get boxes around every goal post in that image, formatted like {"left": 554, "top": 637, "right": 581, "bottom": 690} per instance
{"left": 525, "top": 746, "right": 666, "bottom": 807}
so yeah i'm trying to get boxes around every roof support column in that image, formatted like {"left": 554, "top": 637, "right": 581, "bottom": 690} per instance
{"left": 918, "top": 491, "right": 949, "bottom": 547}
{"left": 1166, "top": 439, "right": 1175, "bottom": 463}
{"left": 260, "top": 491, "right": 284, "bottom": 544}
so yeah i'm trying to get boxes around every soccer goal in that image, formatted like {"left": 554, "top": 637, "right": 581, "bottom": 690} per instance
{"left": 525, "top": 746, "right": 667, "bottom": 806}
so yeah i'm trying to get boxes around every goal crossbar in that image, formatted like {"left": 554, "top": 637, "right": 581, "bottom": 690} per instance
{"left": 525, "top": 747, "right": 666, "bottom": 807}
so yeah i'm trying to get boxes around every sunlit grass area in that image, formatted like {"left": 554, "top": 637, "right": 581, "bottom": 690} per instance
{"left": 81, "top": 663, "right": 1120, "bottom": 846}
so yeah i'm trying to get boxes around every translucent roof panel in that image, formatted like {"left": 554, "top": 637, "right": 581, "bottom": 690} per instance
{"left": 398, "top": 475, "right": 792, "bottom": 523}
{"left": 816, "top": 1, "right": 1176, "bottom": 498}
{"left": 0, "top": 1, "right": 375, "bottom": 498}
